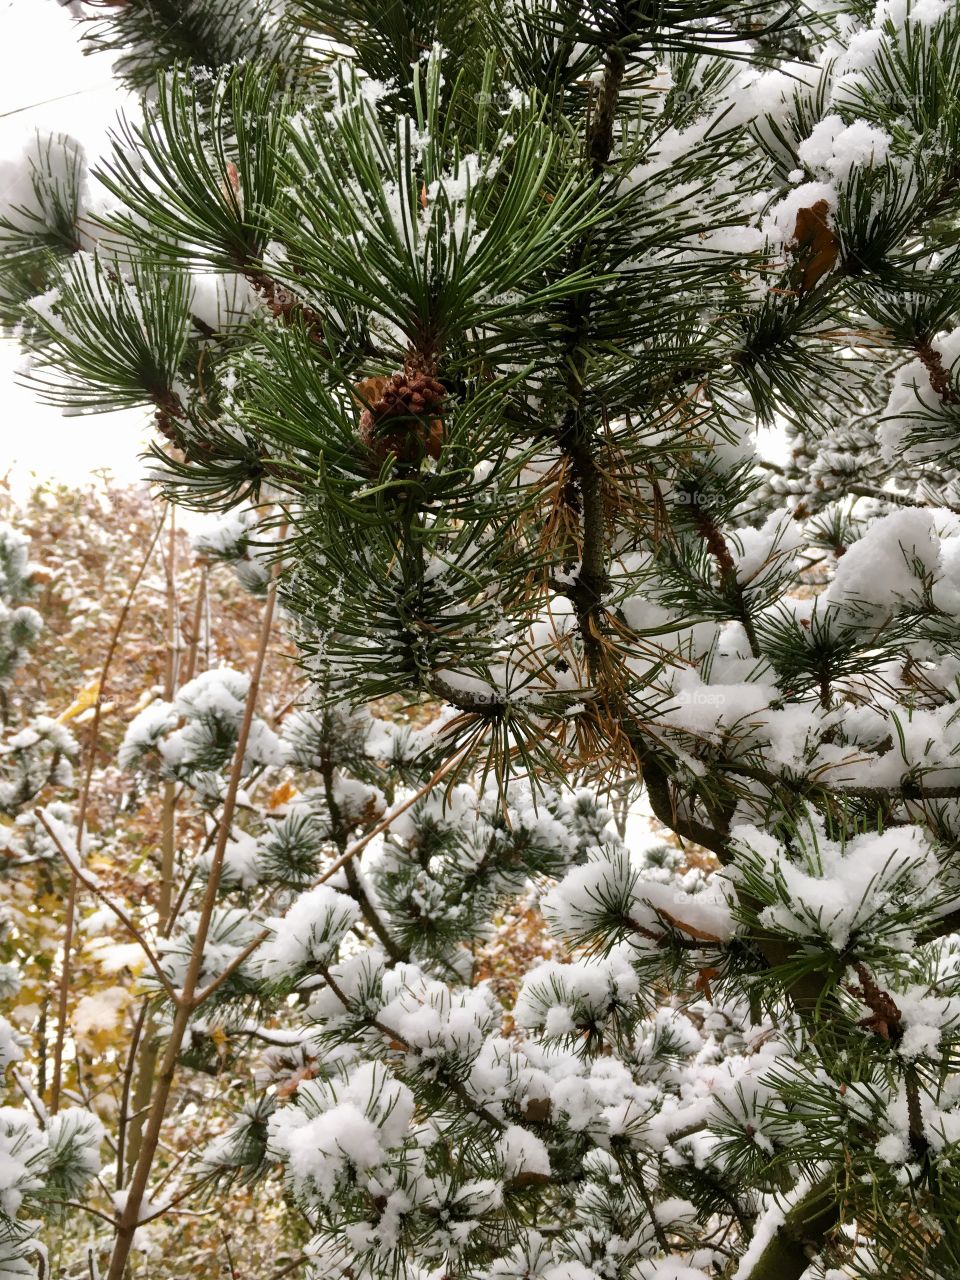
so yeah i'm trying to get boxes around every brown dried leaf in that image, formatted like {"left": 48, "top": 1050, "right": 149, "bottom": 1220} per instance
{"left": 791, "top": 199, "right": 839, "bottom": 292}
{"left": 522, "top": 1096, "right": 552, "bottom": 1123}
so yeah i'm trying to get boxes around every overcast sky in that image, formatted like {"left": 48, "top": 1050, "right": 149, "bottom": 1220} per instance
{"left": 0, "top": 0, "right": 148, "bottom": 499}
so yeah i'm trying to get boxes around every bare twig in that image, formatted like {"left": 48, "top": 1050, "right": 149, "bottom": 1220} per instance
{"left": 269, "top": 1259, "right": 309, "bottom": 1280}
{"left": 12, "top": 1070, "right": 47, "bottom": 1126}
{"left": 192, "top": 746, "right": 472, "bottom": 1004}
{"left": 181, "top": 562, "right": 208, "bottom": 686}
{"left": 105, "top": 531, "right": 284, "bottom": 1280}
{"left": 50, "top": 512, "right": 165, "bottom": 1114}
{"left": 37, "top": 811, "right": 180, "bottom": 1004}
{"left": 129, "top": 505, "right": 182, "bottom": 1173}
{"left": 159, "top": 503, "right": 180, "bottom": 928}
{"left": 115, "top": 1002, "right": 149, "bottom": 1189}
{"left": 48, "top": 1199, "right": 119, "bottom": 1227}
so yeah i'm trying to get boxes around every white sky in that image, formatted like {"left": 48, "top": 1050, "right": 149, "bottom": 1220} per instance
{"left": 0, "top": 0, "right": 148, "bottom": 500}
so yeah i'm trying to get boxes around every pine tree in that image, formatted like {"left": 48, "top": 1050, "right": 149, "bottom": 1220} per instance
{"left": 3, "top": 1, "right": 960, "bottom": 1278}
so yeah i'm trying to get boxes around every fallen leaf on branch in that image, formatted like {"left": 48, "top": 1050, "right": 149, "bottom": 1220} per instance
{"left": 790, "top": 200, "right": 839, "bottom": 292}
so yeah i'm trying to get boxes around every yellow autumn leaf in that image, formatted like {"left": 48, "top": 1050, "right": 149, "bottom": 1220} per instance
{"left": 268, "top": 780, "right": 299, "bottom": 809}
{"left": 72, "top": 986, "right": 131, "bottom": 1048}
{"left": 73, "top": 701, "right": 114, "bottom": 724}
{"left": 127, "top": 685, "right": 162, "bottom": 715}
{"left": 57, "top": 677, "right": 101, "bottom": 724}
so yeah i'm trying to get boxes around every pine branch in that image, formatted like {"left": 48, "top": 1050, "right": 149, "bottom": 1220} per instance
{"left": 320, "top": 755, "right": 406, "bottom": 963}
{"left": 738, "top": 1176, "right": 840, "bottom": 1280}
{"left": 691, "top": 500, "right": 761, "bottom": 658}
{"left": 115, "top": 1002, "right": 149, "bottom": 1189}
{"left": 914, "top": 335, "right": 959, "bottom": 405}
{"left": 319, "top": 965, "right": 507, "bottom": 1134}
{"left": 554, "top": 35, "right": 627, "bottom": 682}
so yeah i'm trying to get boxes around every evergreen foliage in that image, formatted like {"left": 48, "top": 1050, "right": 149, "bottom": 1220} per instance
{"left": 0, "top": 523, "right": 77, "bottom": 821}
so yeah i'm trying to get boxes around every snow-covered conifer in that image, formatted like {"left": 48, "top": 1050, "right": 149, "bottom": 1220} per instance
{"left": 3, "top": 1, "right": 960, "bottom": 1277}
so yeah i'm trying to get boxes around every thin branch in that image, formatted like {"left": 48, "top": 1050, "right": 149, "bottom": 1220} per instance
{"left": 47, "top": 1199, "right": 118, "bottom": 1228}
{"left": 37, "top": 810, "right": 180, "bottom": 1004}
{"left": 50, "top": 512, "right": 165, "bottom": 1114}
{"left": 106, "top": 532, "right": 284, "bottom": 1280}
{"left": 190, "top": 926, "right": 269, "bottom": 1008}
{"left": 12, "top": 1070, "right": 47, "bottom": 1126}
{"left": 159, "top": 502, "right": 180, "bottom": 929}
{"left": 180, "top": 563, "right": 208, "bottom": 686}
{"left": 127, "top": 506, "right": 182, "bottom": 1173}
{"left": 312, "top": 746, "right": 471, "bottom": 890}
{"left": 268, "top": 1259, "right": 309, "bottom": 1280}
{"left": 554, "top": 43, "right": 626, "bottom": 680}
{"left": 115, "top": 1002, "right": 149, "bottom": 1189}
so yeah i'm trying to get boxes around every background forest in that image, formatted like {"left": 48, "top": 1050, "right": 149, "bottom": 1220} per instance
{"left": 0, "top": 480, "right": 309, "bottom": 1274}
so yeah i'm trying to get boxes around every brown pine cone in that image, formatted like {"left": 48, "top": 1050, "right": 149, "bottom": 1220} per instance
{"left": 356, "top": 371, "right": 446, "bottom": 466}
{"left": 154, "top": 394, "right": 214, "bottom": 462}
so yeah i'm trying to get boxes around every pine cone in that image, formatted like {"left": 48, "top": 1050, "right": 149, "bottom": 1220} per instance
{"left": 356, "top": 371, "right": 446, "bottom": 466}
{"left": 154, "top": 394, "right": 214, "bottom": 463}
{"left": 154, "top": 393, "right": 186, "bottom": 448}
